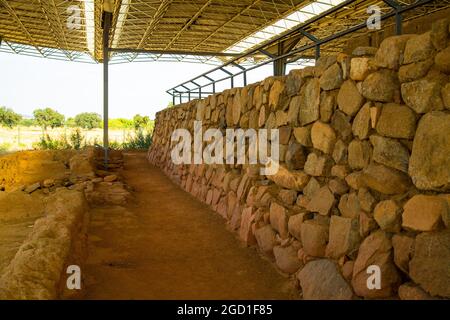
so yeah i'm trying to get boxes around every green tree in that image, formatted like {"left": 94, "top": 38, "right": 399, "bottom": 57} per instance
{"left": 33, "top": 108, "right": 65, "bottom": 129}
{"left": 0, "top": 106, "right": 22, "bottom": 128}
{"left": 133, "top": 114, "right": 150, "bottom": 130}
{"left": 109, "top": 118, "right": 133, "bottom": 129}
{"left": 19, "top": 118, "right": 35, "bottom": 127}
{"left": 74, "top": 112, "right": 102, "bottom": 129}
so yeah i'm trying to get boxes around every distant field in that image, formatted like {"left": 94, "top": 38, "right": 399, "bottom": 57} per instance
{"left": 0, "top": 126, "right": 135, "bottom": 152}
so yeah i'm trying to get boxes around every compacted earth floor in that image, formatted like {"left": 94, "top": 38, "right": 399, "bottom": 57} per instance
{"left": 84, "top": 152, "right": 298, "bottom": 300}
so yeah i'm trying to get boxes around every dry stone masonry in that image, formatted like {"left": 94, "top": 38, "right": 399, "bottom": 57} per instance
{"left": 148, "top": 20, "right": 450, "bottom": 300}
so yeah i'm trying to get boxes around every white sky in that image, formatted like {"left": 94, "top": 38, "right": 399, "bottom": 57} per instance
{"left": 0, "top": 52, "right": 276, "bottom": 120}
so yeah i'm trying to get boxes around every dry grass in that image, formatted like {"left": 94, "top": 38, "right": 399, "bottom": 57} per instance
{"left": 0, "top": 126, "right": 135, "bottom": 152}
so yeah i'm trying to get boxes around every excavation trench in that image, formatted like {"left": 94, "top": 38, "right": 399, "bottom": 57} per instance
{"left": 84, "top": 151, "right": 298, "bottom": 300}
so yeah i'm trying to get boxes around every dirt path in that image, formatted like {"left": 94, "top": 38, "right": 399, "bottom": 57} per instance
{"left": 84, "top": 152, "right": 298, "bottom": 300}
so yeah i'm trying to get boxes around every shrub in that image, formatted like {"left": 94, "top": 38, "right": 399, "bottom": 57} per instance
{"left": 0, "top": 107, "right": 22, "bottom": 128}
{"left": 33, "top": 108, "right": 65, "bottom": 130}
{"left": 74, "top": 112, "right": 102, "bottom": 129}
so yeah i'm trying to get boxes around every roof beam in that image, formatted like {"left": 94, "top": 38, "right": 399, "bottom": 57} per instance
{"left": 137, "top": 0, "right": 172, "bottom": 49}
{"left": 163, "top": 0, "right": 213, "bottom": 50}
{"left": 191, "top": 0, "right": 262, "bottom": 51}
{"left": 0, "top": 0, "right": 45, "bottom": 57}
{"left": 109, "top": 47, "right": 241, "bottom": 57}
{"left": 37, "top": 0, "right": 72, "bottom": 60}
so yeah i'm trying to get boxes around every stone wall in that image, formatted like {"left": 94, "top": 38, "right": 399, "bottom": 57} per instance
{"left": 148, "top": 19, "right": 450, "bottom": 300}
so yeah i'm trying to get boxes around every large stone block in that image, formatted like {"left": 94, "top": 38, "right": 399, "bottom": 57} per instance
{"left": 337, "top": 80, "right": 365, "bottom": 116}
{"left": 311, "top": 121, "right": 337, "bottom": 154}
{"left": 409, "top": 230, "right": 450, "bottom": 298}
{"left": 326, "top": 216, "right": 360, "bottom": 259}
{"left": 409, "top": 112, "right": 450, "bottom": 191}
{"left": 375, "top": 103, "right": 416, "bottom": 139}
{"left": 352, "top": 231, "right": 401, "bottom": 299}
{"left": 362, "top": 164, "right": 411, "bottom": 195}
{"left": 297, "top": 259, "right": 353, "bottom": 300}
{"left": 402, "top": 195, "right": 447, "bottom": 232}
{"left": 301, "top": 220, "right": 329, "bottom": 257}
{"left": 269, "top": 202, "right": 289, "bottom": 239}
{"left": 370, "top": 135, "right": 410, "bottom": 173}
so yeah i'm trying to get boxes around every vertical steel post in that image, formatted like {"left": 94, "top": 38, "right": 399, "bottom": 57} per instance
{"left": 315, "top": 45, "right": 321, "bottom": 60}
{"left": 102, "top": 12, "right": 112, "bottom": 170}
{"left": 243, "top": 71, "right": 247, "bottom": 86}
{"left": 395, "top": 12, "right": 403, "bottom": 35}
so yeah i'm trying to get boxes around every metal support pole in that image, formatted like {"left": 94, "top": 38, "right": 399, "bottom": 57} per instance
{"left": 315, "top": 45, "right": 321, "bottom": 60}
{"left": 102, "top": 11, "right": 112, "bottom": 170}
{"left": 384, "top": 0, "right": 403, "bottom": 35}
{"left": 395, "top": 12, "right": 403, "bottom": 35}
{"left": 243, "top": 72, "right": 247, "bottom": 86}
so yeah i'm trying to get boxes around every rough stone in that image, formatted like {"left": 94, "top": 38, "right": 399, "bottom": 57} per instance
{"left": 273, "top": 245, "right": 303, "bottom": 274}
{"left": 254, "top": 225, "right": 277, "bottom": 256}
{"left": 352, "top": 102, "right": 371, "bottom": 140}
{"left": 320, "top": 90, "right": 337, "bottom": 122}
{"left": 297, "top": 259, "right": 353, "bottom": 300}
{"left": 338, "top": 193, "right": 361, "bottom": 219}
{"left": 320, "top": 63, "right": 343, "bottom": 90}
{"left": 301, "top": 220, "right": 329, "bottom": 257}
{"left": 348, "top": 140, "right": 371, "bottom": 170}
{"left": 269, "top": 202, "right": 289, "bottom": 239}
{"left": 352, "top": 231, "right": 401, "bottom": 299}
{"left": 303, "top": 177, "right": 321, "bottom": 199}
{"left": 326, "top": 216, "right": 360, "bottom": 259}
{"left": 443, "top": 83, "right": 450, "bottom": 110}
{"left": 337, "top": 80, "right": 365, "bottom": 116}
{"left": 409, "top": 230, "right": 450, "bottom": 298}
{"left": 278, "top": 189, "right": 297, "bottom": 206}
{"left": 362, "top": 164, "right": 411, "bottom": 195}
{"left": 299, "top": 78, "right": 321, "bottom": 125}
{"left": 285, "top": 143, "right": 306, "bottom": 171}
{"left": 403, "top": 32, "right": 436, "bottom": 64}
{"left": 332, "top": 139, "right": 347, "bottom": 165}
{"left": 267, "top": 165, "right": 310, "bottom": 191}
{"left": 357, "top": 188, "right": 376, "bottom": 213}
{"left": 392, "top": 234, "right": 415, "bottom": 274}
{"left": 398, "top": 283, "right": 436, "bottom": 300}
{"left": 401, "top": 79, "right": 444, "bottom": 114}
{"left": 350, "top": 57, "right": 374, "bottom": 81}
{"left": 24, "top": 182, "right": 41, "bottom": 194}
{"left": 402, "top": 195, "right": 447, "bottom": 232}
{"left": 370, "top": 135, "right": 410, "bottom": 173}
{"left": 375, "top": 103, "right": 416, "bottom": 139}
{"left": 328, "top": 178, "right": 349, "bottom": 196}
{"left": 311, "top": 121, "right": 337, "bottom": 154}
{"left": 435, "top": 46, "right": 450, "bottom": 74}
{"left": 288, "top": 213, "right": 309, "bottom": 241}
{"left": 306, "top": 186, "right": 335, "bottom": 216}
{"left": 409, "top": 112, "right": 450, "bottom": 191}
{"left": 431, "top": 18, "right": 449, "bottom": 49}
{"left": 398, "top": 58, "right": 434, "bottom": 83}
{"left": 362, "top": 70, "right": 398, "bottom": 102}
{"left": 359, "top": 211, "right": 378, "bottom": 238}
{"left": 240, "top": 207, "right": 256, "bottom": 245}
{"left": 293, "top": 126, "right": 312, "bottom": 147}
{"left": 374, "top": 200, "right": 402, "bottom": 233}
{"left": 374, "top": 35, "right": 415, "bottom": 70}
{"left": 304, "top": 153, "right": 332, "bottom": 177}
{"left": 331, "top": 111, "right": 353, "bottom": 142}
{"left": 269, "top": 80, "right": 286, "bottom": 110}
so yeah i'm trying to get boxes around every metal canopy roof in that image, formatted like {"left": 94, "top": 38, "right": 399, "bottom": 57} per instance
{"left": 0, "top": 0, "right": 449, "bottom": 65}
{"left": 0, "top": 0, "right": 310, "bottom": 63}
